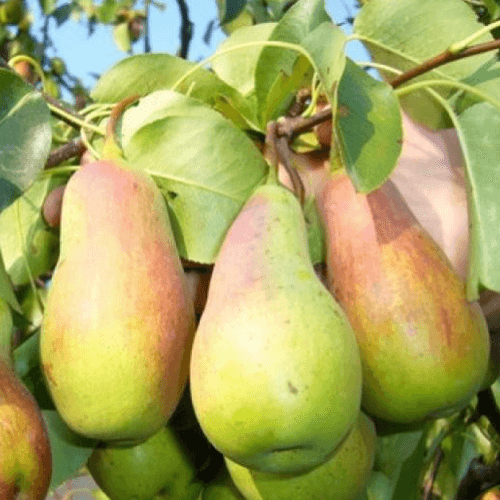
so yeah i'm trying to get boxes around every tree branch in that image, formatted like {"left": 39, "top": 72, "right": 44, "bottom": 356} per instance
{"left": 176, "top": 0, "right": 193, "bottom": 59}
{"left": 45, "top": 138, "right": 86, "bottom": 168}
{"left": 144, "top": 0, "right": 151, "bottom": 53}
{"left": 423, "top": 446, "right": 444, "bottom": 500}
{"left": 391, "top": 38, "right": 500, "bottom": 89}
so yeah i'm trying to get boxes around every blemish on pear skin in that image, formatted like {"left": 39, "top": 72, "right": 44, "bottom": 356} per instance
{"left": 288, "top": 381, "right": 298, "bottom": 394}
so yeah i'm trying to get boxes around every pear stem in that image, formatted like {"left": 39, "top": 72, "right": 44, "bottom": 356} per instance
{"left": 266, "top": 121, "right": 305, "bottom": 203}
{"left": 102, "top": 94, "right": 141, "bottom": 160}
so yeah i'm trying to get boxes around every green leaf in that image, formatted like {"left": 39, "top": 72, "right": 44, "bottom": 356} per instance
{"left": 265, "top": 0, "right": 295, "bottom": 19}
{"left": 454, "top": 52, "right": 500, "bottom": 115}
{"left": 91, "top": 53, "right": 259, "bottom": 131}
{"left": 254, "top": 0, "right": 331, "bottom": 125}
{"left": 365, "top": 471, "right": 393, "bottom": 500}
{"left": 42, "top": 410, "right": 97, "bottom": 490}
{"left": 390, "top": 424, "right": 433, "bottom": 500}
{"left": 374, "top": 428, "right": 424, "bottom": 485}
{"left": 301, "top": 21, "right": 346, "bottom": 102}
{"left": 217, "top": 0, "right": 247, "bottom": 23}
{"left": 0, "top": 175, "right": 65, "bottom": 286}
{"left": 303, "top": 195, "right": 324, "bottom": 265}
{"left": 456, "top": 102, "right": 500, "bottom": 298}
{"left": 96, "top": 0, "right": 119, "bottom": 23}
{"left": 335, "top": 59, "right": 403, "bottom": 192}
{"left": 113, "top": 21, "right": 131, "bottom": 53}
{"left": 354, "top": 0, "right": 494, "bottom": 129}
{"left": 484, "top": 0, "right": 500, "bottom": 18}
{"left": 123, "top": 92, "right": 268, "bottom": 263}
{"left": 0, "top": 249, "right": 21, "bottom": 313}
{"left": 212, "top": 23, "right": 277, "bottom": 97}
{"left": 14, "top": 328, "right": 55, "bottom": 409}
{"left": 14, "top": 328, "right": 41, "bottom": 380}
{"left": 51, "top": 3, "right": 72, "bottom": 26}
{"left": 432, "top": 424, "right": 481, "bottom": 499}
{"left": 38, "top": 0, "right": 58, "bottom": 15}
{"left": 0, "top": 69, "right": 51, "bottom": 212}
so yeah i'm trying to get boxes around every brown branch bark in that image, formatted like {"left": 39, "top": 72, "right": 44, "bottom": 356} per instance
{"left": 45, "top": 138, "right": 86, "bottom": 169}
{"left": 423, "top": 447, "right": 444, "bottom": 500}
{"left": 391, "top": 38, "right": 500, "bottom": 89}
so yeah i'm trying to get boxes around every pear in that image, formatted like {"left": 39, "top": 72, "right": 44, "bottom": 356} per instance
{"left": 87, "top": 424, "right": 203, "bottom": 500}
{"left": 0, "top": 299, "right": 52, "bottom": 499}
{"left": 225, "top": 412, "right": 376, "bottom": 500}
{"left": 41, "top": 159, "right": 196, "bottom": 443}
{"left": 316, "top": 171, "right": 490, "bottom": 424}
{"left": 200, "top": 468, "right": 245, "bottom": 499}
{"left": 190, "top": 180, "right": 363, "bottom": 474}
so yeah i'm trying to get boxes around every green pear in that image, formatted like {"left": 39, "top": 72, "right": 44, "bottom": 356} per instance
{"left": 0, "top": 299, "right": 52, "bottom": 499}
{"left": 190, "top": 180, "right": 363, "bottom": 474}
{"left": 87, "top": 425, "right": 203, "bottom": 500}
{"left": 200, "top": 468, "right": 244, "bottom": 499}
{"left": 41, "top": 160, "right": 196, "bottom": 443}
{"left": 225, "top": 412, "right": 376, "bottom": 500}
{"left": 316, "top": 172, "right": 490, "bottom": 424}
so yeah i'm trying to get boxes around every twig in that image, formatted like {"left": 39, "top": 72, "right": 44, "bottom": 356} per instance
{"left": 45, "top": 138, "right": 86, "bottom": 169}
{"left": 390, "top": 38, "right": 500, "bottom": 89}
{"left": 267, "top": 121, "right": 305, "bottom": 204}
{"left": 423, "top": 447, "right": 445, "bottom": 500}
{"left": 176, "top": 0, "right": 193, "bottom": 59}
{"left": 278, "top": 107, "right": 333, "bottom": 140}
{"left": 144, "top": 0, "right": 151, "bottom": 53}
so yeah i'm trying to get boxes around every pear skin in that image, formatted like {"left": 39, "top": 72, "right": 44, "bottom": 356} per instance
{"left": 0, "top": 300, "right": 52, "bottom": 499}
{"left": 316, "top": 172, "right": 490, "bottom": 424}
{"left": 41, "top": 160, "right": 196, "bottom": 443}
{"left": 225, "top": 412, "right": 376, "bottom": 500}
{"left": 190, "top": 183, "right": 362, "bottom": 475}
{"left": 87, "top": 424, "right": 203, "bottom": 500}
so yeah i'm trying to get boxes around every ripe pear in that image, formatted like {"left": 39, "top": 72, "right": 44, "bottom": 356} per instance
{"left": 41, "top": 160, "right": 196, "bottom": 443}
{"left": 87, "top": 424, "right": 203, "bottom": 500}
{"left": 316, "top": 171, "right": 490, "bottom": 424}
{"left": 225, "top": 412, "right": 376, "bottom": 500}
{"left": 190, "top": 180, "right": 363, "bottom": 474}
{"left": 0, "top": 299, "right": 52, "bottom": 499}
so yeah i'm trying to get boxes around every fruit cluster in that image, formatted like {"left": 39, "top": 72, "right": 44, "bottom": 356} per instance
{"left": 0, "top": 95, "right": 494, "bottom": 500}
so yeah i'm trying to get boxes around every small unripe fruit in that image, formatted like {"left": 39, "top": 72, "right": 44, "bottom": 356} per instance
{"left": 42, "top": 184, "right": 65, "bottom": 229}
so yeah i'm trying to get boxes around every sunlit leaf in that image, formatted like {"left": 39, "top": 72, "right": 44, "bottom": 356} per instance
{"left": 91, "top": 53, "right": 259, "bottom": 131}
{"left": 113, "top": 21, "right": 131, "bottom": 52}
{"left": 354, "top": 0, "right": 493, "bottom": 129}
{"left": 212, "top": 23, "right": 277, "bottom": 97}
{"left": 123, "top": 92, "right": 268, "bottom": 263}
{"left": 38, "top": 0, "right": 58, "bottom": 15}
{"left": 456, "top": 102, "right": 500, "bottom": 298}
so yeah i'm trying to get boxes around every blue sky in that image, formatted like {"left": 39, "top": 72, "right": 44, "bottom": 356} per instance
{"left": 24, "top": 0, "right": 370, "bottom": 92}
